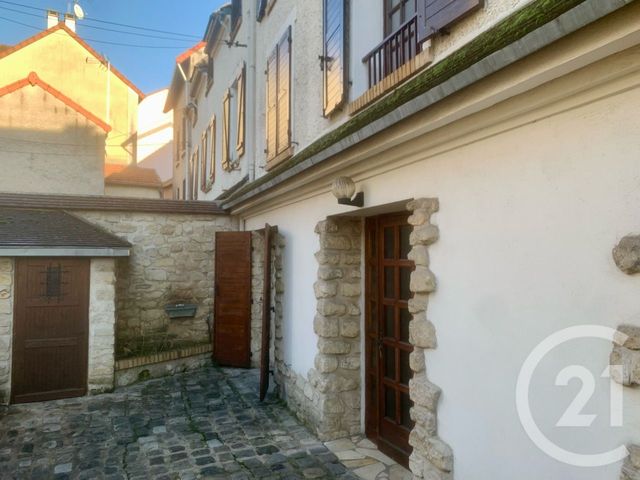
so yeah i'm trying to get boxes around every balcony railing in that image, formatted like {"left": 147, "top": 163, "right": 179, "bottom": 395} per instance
{"left": 362, "top": 14, "right": 422, "bottom": 89}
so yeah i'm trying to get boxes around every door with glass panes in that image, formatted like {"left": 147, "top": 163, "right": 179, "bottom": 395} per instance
{"left": 365, "top": 213, "right": 414, "bottom": 467}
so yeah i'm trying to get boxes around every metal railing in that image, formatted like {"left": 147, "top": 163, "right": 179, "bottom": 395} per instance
{"left": 362, "top": 14, "right": 422, "bottom": 89}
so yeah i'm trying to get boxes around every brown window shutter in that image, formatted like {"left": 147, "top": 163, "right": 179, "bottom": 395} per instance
{"left": 323, "top": 0, "right": 347, "bottom": 116}
{"left": 266, "top": 49, "right": 278, "bottom": 161}
{"left": 277, "top": 27, "right": 291, "bottom": 155}
{"left": 209, "top": 115, "right": 216, "bottom": 183}
{"left": 200, "top": 131, "right": 207, "bottom": 190}
{"left": 236, "top": 64, "right": 246, "bottom": 157}
{"left": 222, "top": 89, "right": 231, "bottom": 171}
{"left": 424, "top": 0, "right": 484, "bottom": 38}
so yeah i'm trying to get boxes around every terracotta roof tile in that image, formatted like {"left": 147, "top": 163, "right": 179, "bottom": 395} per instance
{"left": 0, "top": 23, "right": 144, "bottom": 99}
{"left": 176, "top": 41, "right": 206, "bottom": 64}
{"left": 105, "top": 164, "right": 162, "bottom": 187}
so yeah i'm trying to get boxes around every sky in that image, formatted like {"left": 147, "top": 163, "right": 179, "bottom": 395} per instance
{"left": 0, "top": 0, "right": 225, "bottom": 93}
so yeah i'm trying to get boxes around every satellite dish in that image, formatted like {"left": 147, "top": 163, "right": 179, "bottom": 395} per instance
{"left": 73, "top": 3, "right": 85, "bottom": 19}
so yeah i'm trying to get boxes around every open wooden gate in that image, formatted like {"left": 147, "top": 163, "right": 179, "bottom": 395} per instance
{"left": 213, "top": 232, "right": 252, "bottom": 367}
{"left": 259, "top": 224, "right": 274, "bottom": 401}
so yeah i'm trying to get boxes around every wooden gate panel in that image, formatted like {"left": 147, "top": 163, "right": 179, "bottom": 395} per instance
{"left": 12, "top": 258, "right": 89, "bottom": 404}
{"left": 214, "top": 232, "right": 252, "bottom": 368}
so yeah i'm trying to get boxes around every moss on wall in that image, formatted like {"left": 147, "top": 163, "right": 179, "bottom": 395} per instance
{"left": 224, "top": 0, "right": 590, "bottom": 206}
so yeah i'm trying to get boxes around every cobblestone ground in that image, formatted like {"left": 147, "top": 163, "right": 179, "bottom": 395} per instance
{"left": 0, "top": 366, "right": 360, "bottom": 480}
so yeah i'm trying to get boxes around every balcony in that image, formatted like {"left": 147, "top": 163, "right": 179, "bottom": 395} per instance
{"left": 350, "top": 13, "right": 433, "bottom": 116}
{"left": 362, "top": 14, "right": 422, "bottom": 89}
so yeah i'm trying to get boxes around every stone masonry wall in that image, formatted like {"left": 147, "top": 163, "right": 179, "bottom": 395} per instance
{"left": 406, "top": 198, "right": 453, "bottom": 479}
{"left": 88, "top": 258, "right": 117, "bottom": 394}
{"left": 251, "top": 232, "right": 264, "bottom": 368}
{"left": 0, "top": 258, "right": 14, "bottom": 404}
{"left": 304, "top": 217, "right": 363, "bottom": 440}
{"left": 75, "top": 211, "right": 236, "bottom": 356}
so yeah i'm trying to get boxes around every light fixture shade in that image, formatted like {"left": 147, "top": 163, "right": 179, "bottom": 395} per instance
{"left": 331, "top": 176, "right": 356, "bottom": 200}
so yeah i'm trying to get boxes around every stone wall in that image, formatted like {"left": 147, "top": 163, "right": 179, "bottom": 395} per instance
{"left": 76, "top": 211, "right": 236, "bottom": 356}
{"left": 296, "top": 217, "right": 363, "bottom": 440}
{"left": 0, "top": 258, "right": 14, "bottom": 404}
{"left": 88, "top": 258, "right": 117, "bottom": 394}
{"left": 406, "top": 199, "right": 453, "bottom": 480}
{"left": 251, "top": 232, "right": 264, "bottom": 368}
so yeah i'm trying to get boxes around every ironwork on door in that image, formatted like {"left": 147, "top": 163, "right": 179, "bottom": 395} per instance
{"left": 365, "top": 213, "right": 415, "bottom": 467}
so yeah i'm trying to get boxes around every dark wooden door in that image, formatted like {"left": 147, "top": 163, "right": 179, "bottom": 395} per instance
{"left": 365, "top": 213, "right": 414, "bottom": 467}
{"left": 214, "top": 231, "right": 252, "bottom": 368}
{"left": 12, "top": 258, "right": 90, "bottom": 404}
{"left": 259, "top": 224, "right": 273, "bottom": 401}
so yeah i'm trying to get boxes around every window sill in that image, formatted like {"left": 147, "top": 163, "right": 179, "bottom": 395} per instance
{"left": 348, "top": 48, "right": 433, "bottom": 116}
{"left": 266, "top": 145, "right": 294, "bottom": 171}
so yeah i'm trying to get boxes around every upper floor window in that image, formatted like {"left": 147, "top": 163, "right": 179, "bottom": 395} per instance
{"left": 206, "top": 57, "right": 214, "bottom": 93}
{"left": 322, "top": 0, "right": 347, "bottom": 116}
{"left": 209, "top": 116, "right": 216, "bottom": 184}
{"left": 200, "top": 129, "right": 209, "bottom": 192}
{"left": 222, "top": 64, "right": 246, "bottom": 172}
{"left": 266, "top": 27, "right": 291, "bottom": 168}
{"left": 230, "top": 0, "right": 242, "bottom": 40}
{"left": 385, "top": 0, "right": 416, "bottom": 36}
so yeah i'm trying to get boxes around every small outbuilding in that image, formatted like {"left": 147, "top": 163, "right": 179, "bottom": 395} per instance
{"left": 0, "top": 208, "right": 130, "bottom": 404}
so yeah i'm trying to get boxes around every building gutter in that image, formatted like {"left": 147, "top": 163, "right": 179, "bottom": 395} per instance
{"left": 222, "top": 0, "right": 634, "bottom": 211}
{"left": 177, "top": 61, "right": 192, "bottom": 200}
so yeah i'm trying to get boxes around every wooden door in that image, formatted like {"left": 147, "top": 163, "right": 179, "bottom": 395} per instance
{"left": 365, "top": 214, "right": 414, "bottom": 467}
{"left": 259, "top": 224, "right": 273, "bottom": 401}
{"left": 214, "top": 232, "right": 252, "bottom": 367}
{"left": 12, "top": 258, "right": 90, "bottom": 404}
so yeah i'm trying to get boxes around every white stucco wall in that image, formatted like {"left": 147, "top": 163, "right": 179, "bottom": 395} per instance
{"left": 242, "top": 42, "right": 640, "bottom": 479}
{"left": 104, "top": 184, "right": 161, "bottom": 199}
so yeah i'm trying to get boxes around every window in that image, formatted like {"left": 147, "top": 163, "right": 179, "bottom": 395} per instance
{"left": 257, "top": 0, "right": 276, "bottom": 21}
{"left": 206, "top": 56, "right": 214, "bottom": 93}
{"left": 200, "top": 130, "right": 208, "bottom": 191}
{"left": 230, "top": 0, "right": 242, "bottom": 40}
{"left": 236, "top": 64, "right": 246, "bottom": 157}
{"left": 322, "top": 0, "right": 347, "bottom": 116}
{"left": 221, "top": 65, "right": 246, "bottom": 172}
{"left": 209, "top": 116, "right": 216, "bottom": 183}
{"left": 190, "top": 149, "right": 199, "bottom": 200}
{"left": 385, "top": 0, "right": 417, "bottom": 36}
{"left": 266, "top": 27, "right": 291, "bottom": 167}
{"left": 222, "top": 89, "right": 231, "bottom": 171}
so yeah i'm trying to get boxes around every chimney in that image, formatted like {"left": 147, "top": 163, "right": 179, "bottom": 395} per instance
{"left": 46, "top": 10, "right": 59, "bottom": 29}
{"left": 64, "top": 13, "right": 76, "bottom": 32}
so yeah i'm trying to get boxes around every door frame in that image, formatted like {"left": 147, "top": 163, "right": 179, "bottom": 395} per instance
{"left": 11, "top": 257, "right": 90, "bottom": 404}
{"left": 364, "top": 212, "right": 414, "bottom": 467}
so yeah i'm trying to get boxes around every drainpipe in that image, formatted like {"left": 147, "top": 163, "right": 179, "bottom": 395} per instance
{"left": 247, "top": 3, "right": 257, "bottom": 182}
{"left": 177, "top": 62, "right": 191, "bottom": 200}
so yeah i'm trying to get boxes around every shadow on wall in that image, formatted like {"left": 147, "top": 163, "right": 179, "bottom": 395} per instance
{"left": 0, "top": 125, "right": 106, "bottom": 195}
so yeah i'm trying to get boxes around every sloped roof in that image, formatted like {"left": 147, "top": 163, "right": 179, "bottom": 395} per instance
{"left": 176, "top": 41, "right": 206, "bottom": 64}
{"left": 0, "top": 72, "right": 111, "bottom": 132}
{"left": 0, "top": 45, "right": 10, "bottom": 54}
{"left": 0, "top": 22, "right": 144, "bottom": 99}
{"left": 105, "top": 164, "right": 162, "bottom": 188}
{"left": 0, "top": 208, "right": 131, "bottom": 249}
{"left": 164, "top": 41, "right": 206, "bottom": 113}
{"left": 0, "top": 192, "right": 226, "bottom": 215}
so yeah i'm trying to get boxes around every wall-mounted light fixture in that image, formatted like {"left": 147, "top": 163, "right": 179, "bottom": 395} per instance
{"left": 331, "top": 176, "right": 364, "bottom": 207}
